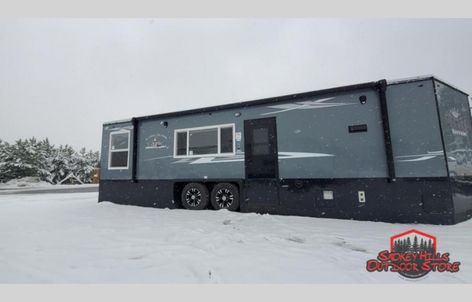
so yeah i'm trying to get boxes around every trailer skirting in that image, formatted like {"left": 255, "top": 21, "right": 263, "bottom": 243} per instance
{"left": 98, "top": 177, "right": 472, "bottom": 225}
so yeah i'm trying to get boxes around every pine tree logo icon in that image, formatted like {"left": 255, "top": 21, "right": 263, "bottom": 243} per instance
{"left": 390, "top": 229, "right": 436, "bottom": 279}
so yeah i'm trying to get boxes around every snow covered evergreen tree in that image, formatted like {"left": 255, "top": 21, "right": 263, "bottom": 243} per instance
{"left": 0, "top": 139, "right": 8, "bottom": 182}
{"left": 50, "top": 144, "right": 76, "bottom": 184}
{"left": 0, "top": 137, "right": 99, "bottom": 184}
{"left": 0, "top": 138, "right": 46, "bottom": 181}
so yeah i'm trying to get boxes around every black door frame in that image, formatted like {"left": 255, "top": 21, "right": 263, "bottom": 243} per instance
{"left": 243, "top": 117, "right": 279, "bottom": 179}
{"left": 243, "top": 117, "right": 280, "bottom": 207}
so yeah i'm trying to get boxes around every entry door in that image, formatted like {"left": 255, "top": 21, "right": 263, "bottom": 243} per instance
{"left": 244, "top": 117, "right": 279, "bottom": 178}
{"left": 243, "top": 117, "right": 279, "bottom": 206}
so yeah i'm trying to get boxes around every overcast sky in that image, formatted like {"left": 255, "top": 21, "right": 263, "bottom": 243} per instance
{"left": 0, "top": 19, "right": 471, "bottom": 151}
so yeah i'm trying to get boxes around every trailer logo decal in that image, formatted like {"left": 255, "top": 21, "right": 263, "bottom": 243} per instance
{"left": 144, "top": 134, "right": 169, "bottom": 150}
{"left": 395, "top": 150, "right": 444, "bottom": 162}
{"left": 444, "top": 106, "right": 470, "bottom": 138}
{"left": 366, "top": 229, "right": 461, "bottom": 280}
{"left": 261, "top": 97, "right": 355, "bottom": 115}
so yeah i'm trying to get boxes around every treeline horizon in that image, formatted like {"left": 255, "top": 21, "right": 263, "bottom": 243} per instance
{"left": 0, "top": 137, "right": 100, "bottom": 184}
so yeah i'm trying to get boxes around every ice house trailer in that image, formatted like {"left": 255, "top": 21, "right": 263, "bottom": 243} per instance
{"left": 99, "top": 76, "right": 472, "bottom": 225}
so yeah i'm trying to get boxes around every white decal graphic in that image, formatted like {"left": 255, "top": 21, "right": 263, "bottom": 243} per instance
{"left": 170, "top": 151, "right": 334, "bottom": 165}
{"left": 260, "top": 97, "right": 355, "bottom": 115}
{"left": 450, "top": 108, "right": 460, "bottom": 119}
{"left": 452, "top": 129, "right": 467, "bottom": 137}
{"left": 144, "top": 155, "right": 173, "bottom": 162}
{"left": 188, "top": 156, "right": 244, "bottom": 164}
{"left": 395, "top": 150, "right": 444, "bottom": 162}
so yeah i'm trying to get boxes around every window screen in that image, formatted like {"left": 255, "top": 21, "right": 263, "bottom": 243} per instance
{"left": 189, "top": 128, "right": 218, "bottom": 155}
{"left": 252, "top": 127, "right": 270, "bottom": 155}
{"left": 110, "top": 151, "right": 128, "bottom": 168}
{"left": 220, "top": 127, "right": 234, "bottom": 153}
{"left": 174, "top": 124, "right": 235, "bottom": 157}
{"left": 176, "top": 132, "right": 187, "bottom": 156}
{"left": 111, "top": 132, "right": 129, "bottom": 150}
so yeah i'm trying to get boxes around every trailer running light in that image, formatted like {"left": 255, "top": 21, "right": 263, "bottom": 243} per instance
{"left": 323, "top": 190, "right": 334, "bottom": 200}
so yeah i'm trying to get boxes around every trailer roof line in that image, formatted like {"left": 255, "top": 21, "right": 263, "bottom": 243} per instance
{"left": 103, "top": 76, "right": 468, "bottom": 126}
{"left": 103, "top": 118, "right": 133, "bottom": 125}
{"left": 104, "top": 80, "right": 381, "bottom": 125}
{"left": 387, "top": 75, "right": 435, "bottom": 85}
{"left": 388, "top": 75, "right": 469, "bottom": 96}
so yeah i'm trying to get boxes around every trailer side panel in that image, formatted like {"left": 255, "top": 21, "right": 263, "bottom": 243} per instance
{"left": 434, "top": 80, "right": 472, "bottom": 222}
{"left": 387, "top": 79, "right": 448, "bottom": 178}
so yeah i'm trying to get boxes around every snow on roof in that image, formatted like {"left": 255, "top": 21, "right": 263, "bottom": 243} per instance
{"left": 388, "top": 75, "right": 469, "bottom": 96}
{"left": 103, "top": 118, "right": 133, "bottom": 126}
{"left": 387, "top": 75, "right": 435, "bottom": 85}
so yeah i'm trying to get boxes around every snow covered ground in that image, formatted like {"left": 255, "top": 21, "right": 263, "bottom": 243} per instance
{"left": 0, "top": 192, "right": 470, "bottom": 283}
{"left": 0, "top": 177, "right": 52, "bottom": 189}
{"left": 0, "top": 184, "right": 98, "bottom": 194}
{"left": 0, "top": 177, "right": 97, "bottom": 194}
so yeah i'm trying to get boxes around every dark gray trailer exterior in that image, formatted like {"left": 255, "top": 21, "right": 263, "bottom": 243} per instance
{"left": 99, "top": 76, "right": 472, "bottom": 224}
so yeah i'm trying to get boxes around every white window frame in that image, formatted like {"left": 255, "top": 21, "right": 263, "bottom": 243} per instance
{"left": 108, "top": 130, "right": 131, "bottom": 170}
{"left": 173, "top": 123, "right": 236, "bottom": 158}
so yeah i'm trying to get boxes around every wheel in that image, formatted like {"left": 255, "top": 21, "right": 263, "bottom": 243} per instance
{"left": 181, "top": 183, "right": 209, "bottom": 210}
{"left": 211, "top": 183, "right": 240, "bottom": 211}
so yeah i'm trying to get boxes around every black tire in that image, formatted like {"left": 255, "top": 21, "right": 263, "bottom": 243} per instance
{"left": 211, "top": 183, "right": 240, "bottom": 211}
{"left": 181, "top": 183, "right": 209, "bottom": 210}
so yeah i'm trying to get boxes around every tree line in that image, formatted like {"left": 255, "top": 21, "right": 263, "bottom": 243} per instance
{"left": 393, "top": 235, "right": 434, "bottom": 253}
{"left": 0, "top": 137, "right": 99, "bottom": 184}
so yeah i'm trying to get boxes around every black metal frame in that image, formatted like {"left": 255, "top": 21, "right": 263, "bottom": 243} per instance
{"left": 99, "top": 176, "right": 456, "bottom": 224}
{"left": 377, "top": 80, "right": 396, "bottom": 181}
{"left": 131, "top": 118, "right": 139, "bottom": 182}
{"left": 431, "top": 79, "right": 451, "bottom": 179}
